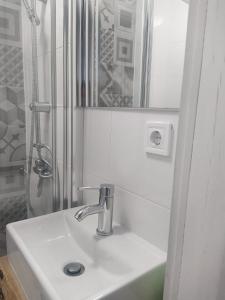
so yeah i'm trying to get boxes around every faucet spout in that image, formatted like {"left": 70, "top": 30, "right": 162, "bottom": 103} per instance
{"left": 74, "top": 184, "right": 114, "bottom": 236}
{"left": 74, "top": 204, "right": 104, "bottom": 222}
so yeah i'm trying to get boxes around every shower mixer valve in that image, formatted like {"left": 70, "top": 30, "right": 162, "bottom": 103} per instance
{"left": 33, "top": 143, "right": 53, "bottom": 178}
{"left": 33, "top": 159, "right": 52, "bottom": 179}
{"left": 33, "top": 159, "right": 52, "bottom": 198}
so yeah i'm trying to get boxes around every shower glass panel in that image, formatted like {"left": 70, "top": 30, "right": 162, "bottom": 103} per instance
{"left": 0, "top": 0, "right": 58, "bottom": 257}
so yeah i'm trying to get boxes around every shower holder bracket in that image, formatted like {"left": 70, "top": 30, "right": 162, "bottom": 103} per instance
{"left": 29, "top": 102, "right": 51, "bottom": 113}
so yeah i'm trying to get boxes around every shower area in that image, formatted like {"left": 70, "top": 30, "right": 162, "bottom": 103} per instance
{"left": 0, "top": 0, "right": 61, "bottom": 256}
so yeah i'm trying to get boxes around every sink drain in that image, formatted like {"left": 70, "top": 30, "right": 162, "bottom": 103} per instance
{"left": 63, "top": 263, "right": 85, "bottom": 277}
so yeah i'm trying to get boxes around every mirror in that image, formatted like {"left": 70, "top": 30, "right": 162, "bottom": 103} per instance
{"left": 83, "top": 0, "right": 189, "bottom": 109}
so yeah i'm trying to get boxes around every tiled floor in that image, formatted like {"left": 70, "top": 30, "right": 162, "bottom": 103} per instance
{"left": 0, "top": 194, "right": 27, "bottom": 257}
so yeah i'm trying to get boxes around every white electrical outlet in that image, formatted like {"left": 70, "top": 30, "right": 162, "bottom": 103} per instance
{"left": 145, "top": 122, "right": 173, "bottom": 156}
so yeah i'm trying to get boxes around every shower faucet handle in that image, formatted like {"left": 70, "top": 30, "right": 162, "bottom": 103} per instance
{"left": 77, "top": 186, "right": 100, "bottom": 192}
{"left": 78, "top": 184, "right": 114, "bottom": 195}
{"left": 78, "top": 185, "right": 115, "bottom": 198}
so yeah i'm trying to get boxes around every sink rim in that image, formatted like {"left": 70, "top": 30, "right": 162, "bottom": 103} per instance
{"left": 7, "top": 207, "right": 167, "bottom": 300}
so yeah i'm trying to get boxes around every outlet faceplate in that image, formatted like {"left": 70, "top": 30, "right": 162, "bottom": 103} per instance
{"left": 145, "top": 122, "right": 173, "bottom": 156}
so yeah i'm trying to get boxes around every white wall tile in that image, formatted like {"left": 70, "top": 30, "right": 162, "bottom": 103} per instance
{"left": 114, "top": 187, "right": 170, "bottom": 252}
{"left": 83, "top": 109, "right": 179, "bottom": 251}
{"left": 110, "top": 110, "right": 178, "bottom": 208}
{"left": 83, "top": 171, "right": 170, "bottom": 252}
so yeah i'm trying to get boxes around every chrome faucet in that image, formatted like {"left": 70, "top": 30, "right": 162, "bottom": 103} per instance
{"left": 74, "top": 184, "right": 115, "bottom": 236}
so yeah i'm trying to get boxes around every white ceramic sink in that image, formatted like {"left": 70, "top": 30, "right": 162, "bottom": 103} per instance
{"left": 7, "top": 207, "right": 166, "bottom": 300}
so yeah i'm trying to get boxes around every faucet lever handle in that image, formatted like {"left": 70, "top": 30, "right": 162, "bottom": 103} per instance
{"left": 78, "top": 184, "right": 114, "bottom": 198}
{"left": 77, "top": 186, "right": 100, "bottom": 192}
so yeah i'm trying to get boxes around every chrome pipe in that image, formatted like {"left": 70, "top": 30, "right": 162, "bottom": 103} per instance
{"left": 50, "top": 0, "right": 60, "bottom": 212}
{"left": 76, "top": 0, "right": 82, "bottom": 107}
{"left": 70, "top": 0, "right": 74, "bottom": 207}
{"left": 63, "top": 0, "right": 69, "bottom": 209}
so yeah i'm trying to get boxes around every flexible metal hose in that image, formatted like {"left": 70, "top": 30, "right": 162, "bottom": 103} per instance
{"left": 22, "top": 0, "right": 40, "bottom": 25}
{"left": 26, "top": 0, "right": 40, "bottom": 216}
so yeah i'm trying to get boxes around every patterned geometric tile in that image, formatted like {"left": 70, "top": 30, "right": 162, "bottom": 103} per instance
{"left": 0, "top": 99, "right": 17, "bottom": 124}
{"left": 97, "top": 0, "right": 136, "bottom": 107}
{"left": 0, "top": 139, "right": 7, "bottom": 151}
{"left": 6, "top": 87, "right": 24, "bottom": 105}
{"left": 0, "top": 87, "right": 26, "bottom": 170}
{"left": 0, "top": 118, "right": 25, "bottom": 176}
{"left": 0, "top": 45, "right": 23, "bottom": 88}
{"left": 0, "top": 1, "right": 26, "bottom": 252}
{"left": 17, "top": 102, "right": 25, "bottom": 123}
{"left": 0, "top": 194, "right": 26, "bottom": 227}
{"left": 0, "top": 5, "right": 21, "bottom": 44}
{"left": 6, "top": 122, "right": 25, "bottom": 146}
{"left": 0, "top": 168, "right": 25, "bottom": 194}
{"left": 0, "top": 86, "right": 7, "bottom": 99}
{"left": 100, "top": 28, "right": 114, "bottom": 65}
{"left": 10, "top": 143, "right": 26, "bottom": 161}
{"left": 0, "top": 120, "right": 7, "bottom": 139}
{"left": 0, "top": 86, "right": 24, "bottom": 106}
{"left": 0, "top": 194, "right": 27, "bottom": 257}
{"left": 116, "top": 37, "right": 133, "bottom": 63}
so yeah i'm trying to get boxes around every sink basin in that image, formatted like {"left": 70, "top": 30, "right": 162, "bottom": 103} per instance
{"left": 7, "top": 207, "right": 166, "bottom": 300}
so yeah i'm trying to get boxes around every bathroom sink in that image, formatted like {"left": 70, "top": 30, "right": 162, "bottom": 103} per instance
{"left": 6, "top": 207, "right": 166, "bottom": 300}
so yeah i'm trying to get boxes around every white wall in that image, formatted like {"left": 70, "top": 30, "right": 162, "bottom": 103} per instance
{"left": 150, "top": 0, "right": 189, "bottom": 108}
{"left": 177, "top": 0, "right": 225, "bottom": 299}
{"left": 21, "top": 0, "right": 181, "bottom": 254}
{"left": 82, "top": 0, "right": 186, "bottom": 253}
{"left": 83, "top": 108, "right": 179, "bottom": 252}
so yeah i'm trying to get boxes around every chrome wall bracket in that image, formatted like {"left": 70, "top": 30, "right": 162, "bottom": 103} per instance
{"left": 29, "top": 102, "right": 51, "bottom": 113}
